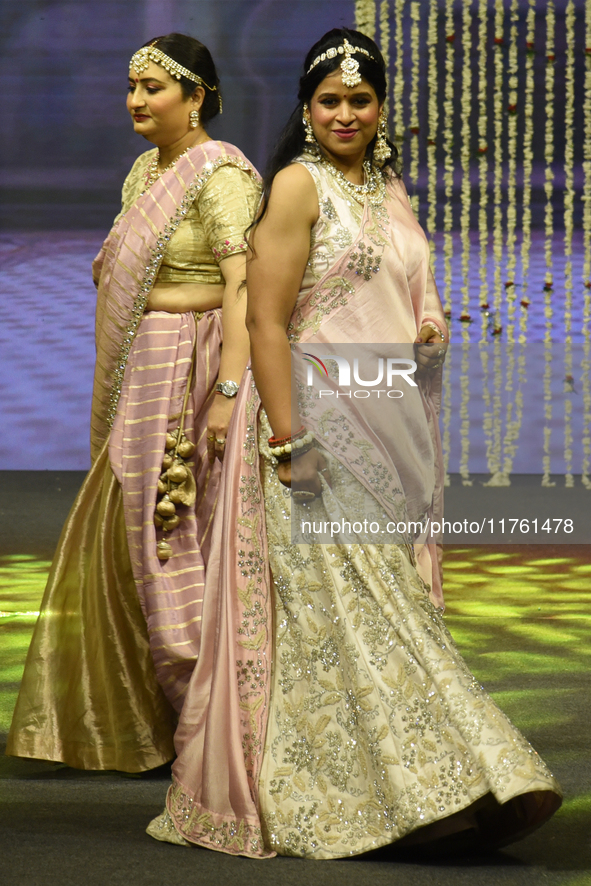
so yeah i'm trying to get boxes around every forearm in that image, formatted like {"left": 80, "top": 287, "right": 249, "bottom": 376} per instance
{"left": 217, "top": 285, "right": 250, "bottom": 384}
{"left": 248, "top": 321, "right": 294, "bottom": 440}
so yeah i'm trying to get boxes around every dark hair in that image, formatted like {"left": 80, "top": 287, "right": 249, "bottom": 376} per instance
{"left": 142, "top": 33, "right": 221, "bottom": 124}
{"left": 252, "top": 28, "right": 400, "bottom": 233}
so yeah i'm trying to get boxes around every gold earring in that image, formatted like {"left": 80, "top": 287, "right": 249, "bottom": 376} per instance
{"left": 189, "top": 109, "right": 200, "bottom": 129}
{"left": 373, "top": 110, "right": 392, "bottom": 166}
{"left": 302, "top": 104, "right": 316, "bottom": 145}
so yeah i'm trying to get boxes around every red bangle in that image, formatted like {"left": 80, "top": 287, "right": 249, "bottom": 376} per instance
{"left": 268, "top": 425, "right": 306, "bottom": 448}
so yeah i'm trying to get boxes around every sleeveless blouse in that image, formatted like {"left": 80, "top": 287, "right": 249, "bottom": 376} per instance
{"left": 295, "top": 152, "right": 364, "bottom": 299}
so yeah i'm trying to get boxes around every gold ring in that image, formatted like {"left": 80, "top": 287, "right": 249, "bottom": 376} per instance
{"left": 215, "top": 438, "right": 226, "bottom": 446}
{"left": 207, "top": 434, "right": 216, "bottom": 441}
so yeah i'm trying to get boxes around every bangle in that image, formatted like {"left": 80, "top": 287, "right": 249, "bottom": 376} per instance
{"left": 268, "top": 426, "right": 307, "bottom": 449}
{"left": 274, "top": 439, "right": 314, "bottom": 463}
{"left": 270, "top": 431, "right": 314, "bottom": 460}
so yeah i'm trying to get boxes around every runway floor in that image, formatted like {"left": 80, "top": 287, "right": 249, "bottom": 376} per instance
{"left": 0, "top": 473, "right": 589, "bottom": 885}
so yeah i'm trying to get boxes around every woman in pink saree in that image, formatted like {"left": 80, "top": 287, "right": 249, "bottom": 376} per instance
{"left": 7, "top": 34, "right": 260, "bottom": 772}
{"left": 148, "top": 28, "right": 561, "bottom": 857}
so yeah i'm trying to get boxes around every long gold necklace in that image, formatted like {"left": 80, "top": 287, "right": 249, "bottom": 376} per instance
{"left": 319, "top": 156, "right": 386, "bottom": 206}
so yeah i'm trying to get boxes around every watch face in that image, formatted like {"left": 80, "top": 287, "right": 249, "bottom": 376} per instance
{"left": 217, "top": 381, "right": 239, "bottom": 396}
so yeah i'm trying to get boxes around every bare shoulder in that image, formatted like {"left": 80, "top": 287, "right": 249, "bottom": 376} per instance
{"left": 267, "top": 163, "right": 319, "bottom": 224}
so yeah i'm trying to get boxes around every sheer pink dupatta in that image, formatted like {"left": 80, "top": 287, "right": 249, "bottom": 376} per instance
{"left": 90, "top": 142, "right": 260, "bottom": 710}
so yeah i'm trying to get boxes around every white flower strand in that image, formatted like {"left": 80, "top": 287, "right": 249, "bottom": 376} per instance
{"left": 477, "top": 0, "right": 489, "bottom": 339}
{"left": 500, "top": 0, "right": 521, "bottom": 484}
{"left": 443, "top": 0, "right": 455, "bottom": 319}
{"left": 513, "top": 1, "right": 535, "bottom": 489}
{"left": 408, "top": 1, "right": 421, "bottom": 216}
{"left": 583, "top": 0, "right": 591, "bottom": 488}
{"left": 426, "top": 0, "right": 439, "bottom": 271}
{"left": 542, "top": 1, "right": 556, "bottom": 487}
{"left": 505, "top": 0, "right": 519, "bottom": 339}
{"left": 354, "top": 0, "right": 377, "bottom": 39}
{"left": 459, "top": 0, "right": 473, "bottom": 486}
{"left": 520, "top": 0, "right": 536, "bottom": 343}
{"left": 393, "top": 0, "right": 405, "bottom": 146}
{"left": 379, "top": 1, "right": 390, "bottom": 80}
{"left": 477, "top": 0, "right": 492, "bottom": 481}
{"left": 485, "top": 0, "right": 505, "bottom": 485}
{"left": 563, "top": 0, "right": 575, "bottom": 487}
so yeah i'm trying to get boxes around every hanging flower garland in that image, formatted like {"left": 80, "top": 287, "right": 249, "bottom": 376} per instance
{"left": 426, "top": 0, "right": 438, "bottom": 265}
{"left": 520, "top": 0, "right": 536, "bottom": 342}
{"left": 379, "top": 0, "right": 390, "bottom": 80}
{"left": 498, "top": 0, "right": 522, "bottom": 483}
{"left": 408, "top": 1, "right": 421, "bottom": 215}
{"left": 484, "top": 0, "right": 505, "bottom": 485}
{"left": 492, "top": 0, "right": 504, "bottom": 324}
{"left": 505, "top": 0, "right": 519, "bottom": 340}
{"left": 583, "top": 0, "right": 591, "bottom": 488}
{"left": 443, "top": 0, "right": 455, "bottom": 320}
{"left": 542, "top": 1, "right": 556, "bottom": 487}
{"left": 563, "top": 0, "right": 575, "bottom": 487}
{"left": 477, "top": 0, "right": 489, "bottom": 337}
{"left": 393, "top": 0, "right": 405, "bottom": 146}
{"left": 460, "top": 0, "right": 472, "bottom": 328}
{"left": 355, "top": 0, "right": 377, "bottom": 39}
{"left": 476, "top": 0, "right": 493, "bottom": 479}
{"left": 457, "top": 0, "right": 473, "bottom": 486}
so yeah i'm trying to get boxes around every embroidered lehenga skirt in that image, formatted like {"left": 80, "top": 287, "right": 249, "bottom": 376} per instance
{"left": 256, "top": 438, "right": 561, "bottom": 858}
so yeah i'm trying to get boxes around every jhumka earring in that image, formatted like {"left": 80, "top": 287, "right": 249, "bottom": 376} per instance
{"left": 302, "top": 104, "right": 316, "bottom": 145}
{"left": 189, "top": 109, "right": 200, "bottom": 129}
{"left": 373, "top": 110, "right": 392, "bottom": 166}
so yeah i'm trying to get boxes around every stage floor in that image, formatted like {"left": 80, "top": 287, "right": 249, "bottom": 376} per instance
{"left": 0, "top": 474, "right": 589, "bottom": 884}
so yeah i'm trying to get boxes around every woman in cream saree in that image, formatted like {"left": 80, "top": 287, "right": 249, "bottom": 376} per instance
{"left": 148, "top": 28, "right": 561, "bottom": 858}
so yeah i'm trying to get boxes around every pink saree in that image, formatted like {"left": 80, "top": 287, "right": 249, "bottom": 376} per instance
{"left": 93, "top": 140, "right": 261, "bottom": 709}
{"left": 163, "top": 169, "right": 560, "bottom": 857}
{"left": 163, "top": 173, "right": 447, "bottom": 854}
{"left": 7, "top": 142, "right": 260, "bottom": 770}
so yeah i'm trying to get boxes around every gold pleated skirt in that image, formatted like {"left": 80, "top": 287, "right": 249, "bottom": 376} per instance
{"left": 6, "top": 440, "right": 176, "bottom": 771}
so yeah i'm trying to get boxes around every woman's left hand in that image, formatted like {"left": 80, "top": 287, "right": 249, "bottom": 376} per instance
{"left": 414, "top": 325, "right": 447, "bottom": 374}
{"left": 206, "top": 394, "right": 236, "bottom": 463}
{"left": 277, "top": 447, "right": 330, "bottom": 497}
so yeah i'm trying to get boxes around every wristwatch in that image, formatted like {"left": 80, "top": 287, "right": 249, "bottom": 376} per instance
{"left": 215, "top": 380, "right": 240, "bottom": 398}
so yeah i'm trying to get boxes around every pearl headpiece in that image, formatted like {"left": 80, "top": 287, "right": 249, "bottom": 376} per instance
{"left": 129, "top": 45, "right": 222, "bottom": 113}
{"left": 306, "top": 38, "right": 375, "bottom": 88}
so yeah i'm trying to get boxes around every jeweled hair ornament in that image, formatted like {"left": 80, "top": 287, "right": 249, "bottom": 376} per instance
{"left": 306, "top": 38, "right": 376, "bottom": 89}
{"left": 129, "top": 44, "right": 223, "bottom": 113}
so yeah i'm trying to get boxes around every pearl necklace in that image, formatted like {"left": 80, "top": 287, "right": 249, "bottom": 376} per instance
{"left": 320, "top": 157, "right": 386, "bottom": 206}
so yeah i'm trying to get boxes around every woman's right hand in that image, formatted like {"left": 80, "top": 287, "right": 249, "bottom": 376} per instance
{"left": 277, "top": 448, "right": 330, "bottom": 497}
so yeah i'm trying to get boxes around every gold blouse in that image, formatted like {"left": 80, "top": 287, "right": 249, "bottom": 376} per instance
{"left": 119, "top": 148, "right": 260, "bottom": 285}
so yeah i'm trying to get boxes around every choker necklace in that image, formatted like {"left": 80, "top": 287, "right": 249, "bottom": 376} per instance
{"left": 319, "top": 156, "right": 386, "bottom": 206}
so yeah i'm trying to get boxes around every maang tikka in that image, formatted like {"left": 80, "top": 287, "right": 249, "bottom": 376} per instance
{"left": 302, "top": 104, "right": 316, "bottom": 145}
{"left": 373, "top": 109, "right": 392, "bottom": 166}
